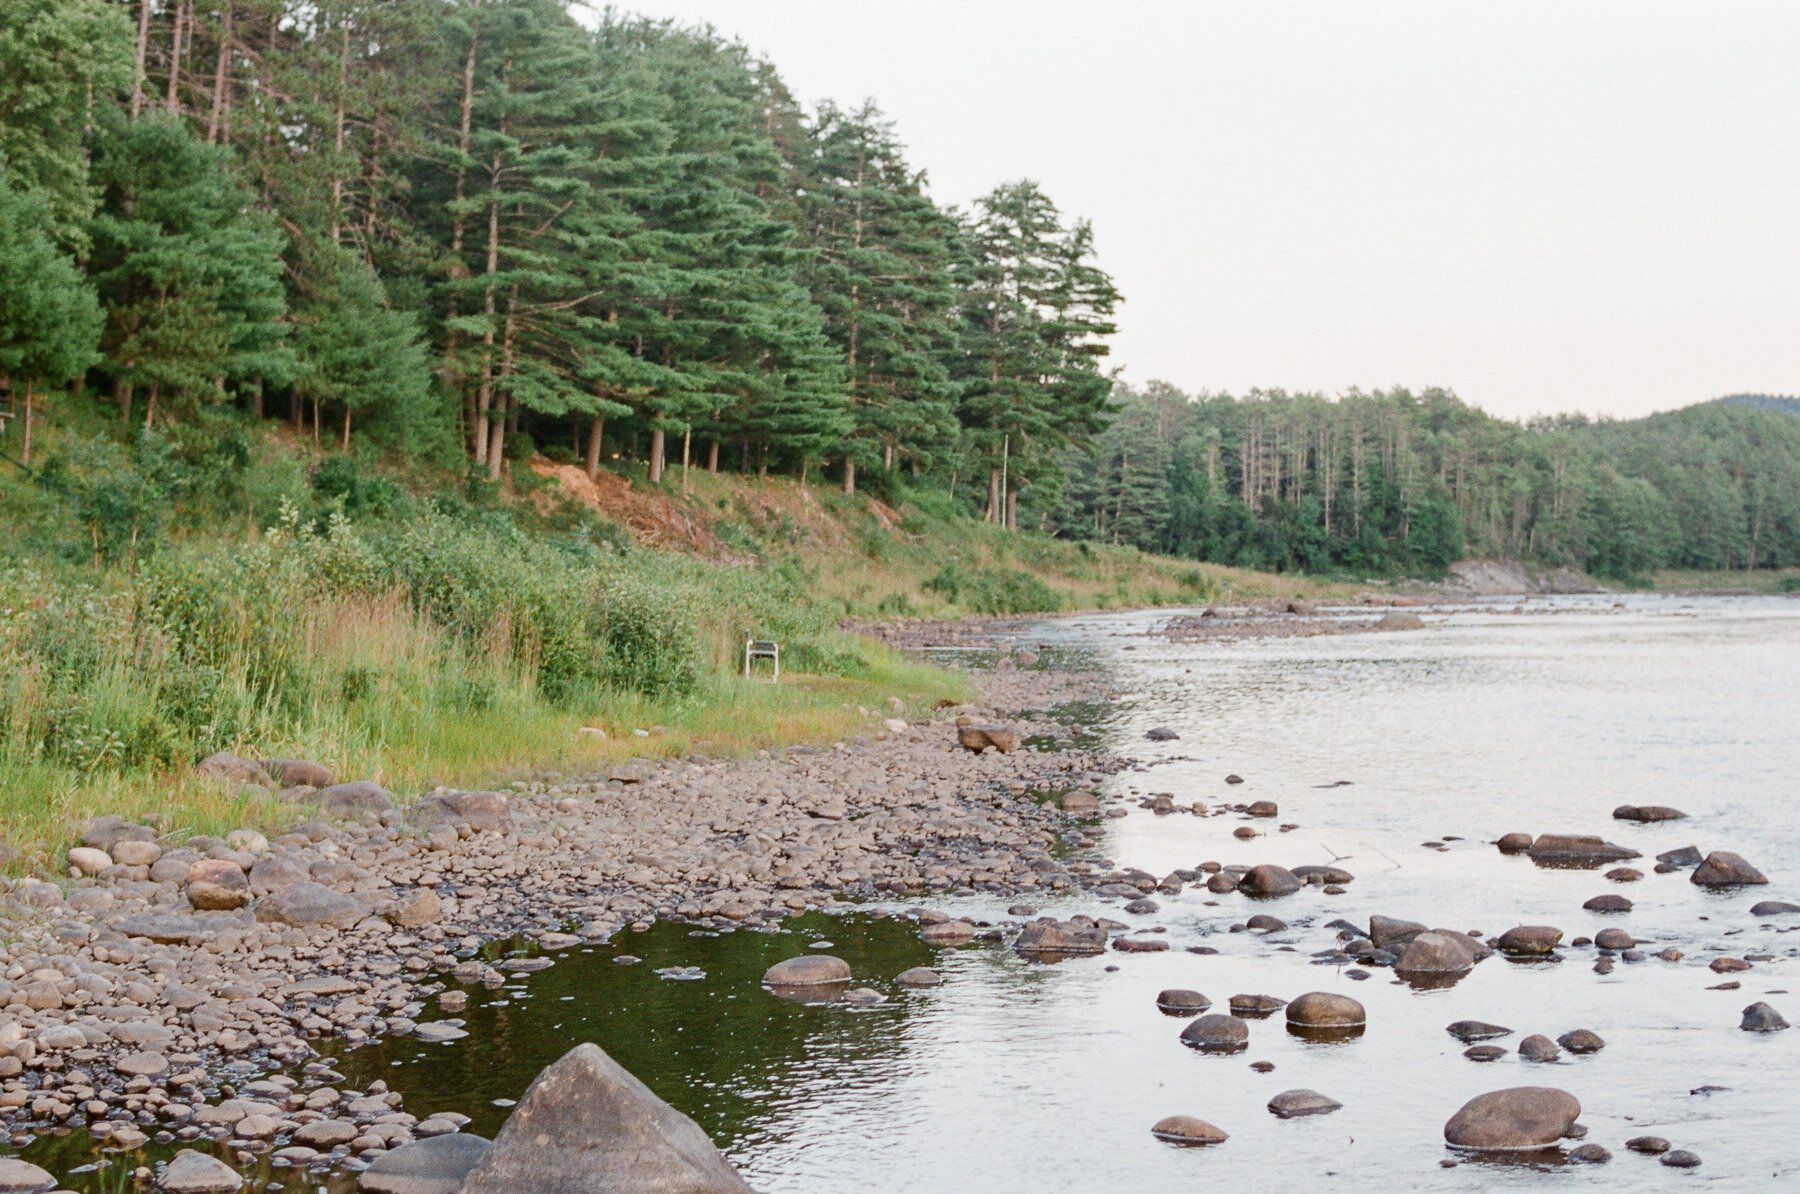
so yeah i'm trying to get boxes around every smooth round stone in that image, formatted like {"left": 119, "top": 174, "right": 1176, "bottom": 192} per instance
{"left": 1286, "top": 992, "right": 1366, "bottom": 1029}
{"left": 1150, "top": 1115, "right": 1228, "bottom": 1146}
{"left": 1593, "top": 928, "right": 1634, "bottom": 950}
{"left": 0, "top": 1157, "right": 56, "bottom": 1193}
{"left": 157, "top": 1148, "right": 245, "bottom": 1192}
{"left": 1267, "top": 1089, "right": 1342, "bottom": 1119}
{"left": 1464, "top": 1045, "right": 1507, "bottom": 1062}
{"left": 1238, "top": 864, "right": 1301, "bottom": 897}
{"left": 1518, "top": 1034, "right": 1560, "bottom": 1062}
{"left": 1662, "top": 1150, "right": 1702, "bottom": 1168}
{"left": 1228, "top": 993, "right": 1286, "bottom": 1018}
{"left": 1443, "top": 1087, "right": 1581, "bottom": 1150}
{"left": 1557, "top": 1029, "right": 1604, "bottom": 1054}
{"left": 762, "top": 955, "right": 851, "bottom": 986}
{"left": 1155, "top": 989, "right": 1212, "bottom": 1016}
{"left": 1740, "top": 1001, "right": 1790, "bottom": 1032}
{"left": 918, "top": 920, "right": 974, "bottom": 945}
{"left": 1569, "top": 1143, "right": 1611, "bottom": 1164}
{"left": 1495, "top": 925, "right": 1562, "bottom": 955}
{"left": 359, "top": 1132, "right": 492, "bottom": 1194}
{"left": 894, "top": 967, "right": 941, "bottom": 988}
{"left": 1245, "top": 914, "right": 1286, "bottom": 932}
{"left": 1750, "top": 901, "right": 1800, "bottom": 917}
{"left": 1605, "top": 867, "right": 1642, "bottom": 883}
{"left": 1583, "top": 894, "right": 1632, "bottom": 913}
{"left": 116, "top": 1051, "right": 171, "bottom": 1078}
{"left": 842, "top": 987, "right": 886, "bottom": 1005}
{"left": 1180, "top": 1014, "right": 1249, "bottom": 1054}
{"left": 1626, "top": 1136, "right": 1670, "bottom": 1155}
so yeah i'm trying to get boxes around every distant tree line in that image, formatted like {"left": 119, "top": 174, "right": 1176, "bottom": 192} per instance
{"left": 0, "top": 0, "right": 1118, "bottom": 525}
{"left": 1052, "top": 384, "right": 1800, "bottom": 578}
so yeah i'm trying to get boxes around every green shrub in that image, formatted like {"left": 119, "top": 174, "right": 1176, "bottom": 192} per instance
{"left": 924, "top": 561, "right": 1063, "bottom": 614}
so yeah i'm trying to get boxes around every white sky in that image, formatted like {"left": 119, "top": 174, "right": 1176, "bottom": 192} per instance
{"left": 599, "top": 1, "right": 1800, "bottom": 421}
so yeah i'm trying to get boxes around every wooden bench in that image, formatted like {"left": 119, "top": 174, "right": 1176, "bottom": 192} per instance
{"left": 743, "top": 632, "right": 780, "bottom": 681}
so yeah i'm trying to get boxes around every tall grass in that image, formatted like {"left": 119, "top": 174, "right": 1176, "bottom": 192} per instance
{"left": 0, "top": 504, "right": 970, "bottom": 871}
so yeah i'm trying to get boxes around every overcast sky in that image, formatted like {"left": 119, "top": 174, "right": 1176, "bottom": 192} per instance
{"left": 598, "top": 1, "right": 1800, "bottom": 422}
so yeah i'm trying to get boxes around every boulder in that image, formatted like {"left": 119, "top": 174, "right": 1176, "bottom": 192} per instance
{"left": 358, "top": 1133, "right": 492, "bottom": 1193}
{"left": 1447, "top": 1021, "right": 1512, "bottom": 1043}
{"left": 894, "top": 968, "right": 941, "bottom": 988}
{"left": 1656, "top": 845, "right": 1703, "bottom": 867}
{"left": 1750, "top": 901, "right": 1800, "bottom": 916}
{"left": 1145, "top": 727, "right": 1180, "bottom": 741}
{"left": 1291, "top": 864, "right": 1354, "bottom": 886}
{"left": 1612, "top": 804, "right": 1686, "bottom": 822}
{"left": 411, "top": 791, "right": 511, "bottom": 834}
{"left": 254, "top": 881, "right": 364, "bottom": 929}
{"left": 1691, "top": 851, "right": 1768, "bottom": 887}
{"left": 1556, "top": 1029, "right": 1605, "bottom": 1054}
{"left": 762, "top": 955, "right": 851, "bottom": 987}
{"left": 1593, "top": 928, "right": 1634, "bottom": 951}
{"left": 1740, "top": 1002, "right": 1789, "bottom": 1033}
{"left": 307, "top": 781, "right": 395, "bottom": 820}
{"left": 0, "top": 1158, "right": 55, "bottom": 1193}
{"left": 1149, "top": 1115, "right": 1227, "bottom": 1145}
{"left": 263, "top": 758, "right": 335, "bottom": 788}
{"left": 186, "top": 860, "right": 250, "bottom": 911}
{"left": 1583, "top": 894, "right": 1631, "bottom": 913}
{"left": 1443, "top": 1087, "right": 1581, "bottom": 1151}
{"left": 956, "top": 724, "right": 1021, "bottom": 754}
{"left": 1267, "top": 1089, "right": 1343, "bottom": 1118}
{"left": 67, "top": 846, "right": 112, "bottom": 876}
{"left": 158, "top": 1149, "right": 244, "bottom": 1192}
{"left": 1244, "top": 801, "right": 1279, "bottom": 818}
{"left": 1375, "top": 611, "right": 1426, "bottom": 631}
{"left": 1496, "top": 832, "right": 1533, "bottom": 853}
{"left": 1368, "top": 915, "right": 1428, "bottom": 947}
{"left": 1495, "top": 925, "right": 1562, "bottom": 956}
{"left": 1517, "top": 1035, "right": 1559, "bottom": 1062}
{"left": 1286, "top": 992, "right": 1366, "bottom": 1029}
{"left": 459, "top": 1044, "right": 753, "bottom": 1193}
{"left": 196, "top": 751, "right": 269, "bottom": 786}
{"left": 1238, "top": 864, "right": 1302, "bottom": 898}
{"left": 1397, "top": 931, "right": 1477, "bottom": 974}
{"left": 384, "top": 888, "right": 444, "bottom": 928}
{"left": 1179, "top": 1013, "right": 1249, "bottom": 1054}
{"left": 1525, "top": 835, "right": 1639, "bottom": 867}
{"left": 1014, "top": 918, "right": 1107, "bottom": 957}
{"left": 110, "top": 838, "right": 162, "bottom": 866}
{"left": 249, "top": 854, "right": 309, "bottom": 893}
{"left": 1155, "top": 989, "right": 1212, "bottom": 1015}
{"left": 918, "top": 920, "right": 975, "bottom": 945}
{"left": 1059, "top": 790, "right": 1099, "bottom": 815}
{"left": 114, "top": 911, "right": 228, "bottom": 945}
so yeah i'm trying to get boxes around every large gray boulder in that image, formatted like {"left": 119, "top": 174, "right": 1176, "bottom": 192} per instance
{"left": 1014, "top": 918, "right": 1107, "bottom": 956}
{"left": 254, "top": 881, "right": 364, "bottom": 928}
{"left": 1397, "top": 930, "right": 1477, "bottom": 973}
{"left": 195, "top": 752, "right": 269, "bottom": 787}
{"left": 358, "top": 1133, "right": 491, "bottom": 1193}
{"left": 1444, "top": 1087, "right": 1580, "bottom": 1151}
{"left": 459, "top": 1043, "right": 754, "bottom": 1193}
{"left": 157, "top": 1149, "right": 244, "bottom": 1191}
{"left": 1525, "top": 834, "right": 1639, "bottom": 867}
{"left": 306, "top": 780, "right": 395, "bottom": 819}
{"left": 1237, "top": 864, "right": 1302, "bottom": 898}
{"left": 411, "top": 791, "right": 511, "bottom": 834}
{"left": 0, "top": 1157, "right": 56, "bottom": 1193}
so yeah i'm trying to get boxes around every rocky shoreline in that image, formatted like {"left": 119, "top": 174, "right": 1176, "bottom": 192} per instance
{"left": 0, "top": 644, "right": 1118, "bottom": 1192}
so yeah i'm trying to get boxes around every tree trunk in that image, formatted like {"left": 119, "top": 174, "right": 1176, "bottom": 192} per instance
{"left": 340, "top": 405, "right": 350, "bottom": 451}
{"left": 116, "top": 376, "right": 133, "bottom": 424}
{"left": 485, "top": 395, "right": 505, "bottom": 478}
{"left": 842, "top": 456, "right": 855, "bottom": 495}
{"left": 145, "top": 384, "right": 158, "bottom": 429}
{"left": 987, "top": 466, "right": 1002, "bottom": 525}
{"left": 132, "top": 0, "right": 152, "bottom": 117}
{"left": 19, "top": 385, "right": 33, "bottom": 467}
{"left": 647, "top": 425, "right": 665, "bottom": 484}
{"left": 681, "top": 426, "right": 691, "bottom": 494}
{"left": 1006, "top": 488, "right": 1019, "bottom": 532}
{"left": 707, "top": 439, "right": 719, "bottom": 473}
{"left": 473, "top": 169, "right": 500, "bottom": 466}
{"left": 166, "top": 0, "right": 185, "bottom": 112}
{"left": 207, "top": 2, "right": 232, "bottom": 143}
{"left": 585, "top": 416, "right": 604, "bottom": 479}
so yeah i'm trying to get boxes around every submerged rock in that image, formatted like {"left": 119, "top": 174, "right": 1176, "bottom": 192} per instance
{"left": 1557, "top": 1029, "right": 1605, "bottom": 1054}
{"left": 1691, "top": 851, "right": 1768, "bottom": 887}
{"left": 1447, "top": 1021, "right": 1512, "bottom": 1044}
{"left": 1518, "top": 1035, "right": 1560, "bottom": 1062}
{"left": 1150, "top": 1115, "right": 1227, "bottom": 1145}
{"left": 1525, "top": 835, "right": 1639, "bottom": 867}
{"left": 1286, "top": 992, "right": 1366, "bottom": 1030}
{"left": 1612, "top": 804, "right": 1686, "bottom": 822}
{"left": 459, "top": 1043, "right": 753, "bottom": 1193}
{"left": 1238, "top": 864, "right": 1301, "bottom": 898}
{"left": 1268, "top": 1089, "right": 1343, "bottom": 1118}
{"left": 358, "top": 1134, "right": 492, "bottom": 1193}
{"left": 1014, "top": 918, "right": 1107, "bottom": 956}
{"left": 1495, "top": 925, "right": 1562, "bottom": 956}
{"left": 1156, "top": 989, "right": 1212, "bottom": 1015}
{"left": 1583, "top": 894, "right": 1632, "bottom": 913}
{"left": 894, "top": 967, "right": 941, "bottom": 988}
{"left": 1398, "top": 931, "right": 1478, "bottom": 974}
{"left": 1443, "top": 1087, "right": 1581, "bottom": 1151}
{"left": 1740, "top": 1002, "right": 1789, "bottom": 1033}
{"left": 1750, "top": 900, "right": 1800, "bottom": 916}
{"left": 1180, "top": 1014, "right": 1249, "bottom": 1054}
{"left": 762, "top": 955, "right": 851, "bottom": 987}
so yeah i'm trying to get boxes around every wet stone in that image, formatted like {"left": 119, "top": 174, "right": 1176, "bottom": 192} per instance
{"left": 1583, "top": 894, "right": 1632, "bottom": 913}
{"left": 1180, "top": 1014, "right": 1249, "bottom": 1054}
{"left": 1661, "top": 1150, "right": 1702, "bottom": 1169}
{"left": 1156, "top": 989, "right": 1212, "bottom": 1015}
{"left": 1443, "top": 1087, "right": 1581, "bottom": 1151}
{"left": 763, "top": 955, "right": 852, "bottom": 986}
{"left": 1691, "top": 851, "right": 1768, "bottom": 887}
{"left": 1518, "top": 1035, "right": 1560, "bottom": 1062}
{"left": 1569, "top": 1143, "right": 1611, "bottom": 1164}
{"left": 1627, "top": 1136, "right": 1671, "bottom": 1155}
{"left": 1150, "top": 1115, "right": 1227, "bottom": 1146}
{"left": 1740, "top": 1002, "right": 1789, "bottom": 1033}
{"left": 1463, "top": 1045, "right": 1507, "bottom": 1062}
{"left": 1447, "top": 1021, "right": 1512, "bottom": 1044}
{"left": 1557, "top": 1029, "right": 1604, "bottom": 1054}
{"left": 1267, "top": 1089, "right": 1342, "bottom": 1118}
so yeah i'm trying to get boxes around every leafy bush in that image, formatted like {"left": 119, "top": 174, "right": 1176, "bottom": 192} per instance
{"left": 924, "top": 561, "right": 1063, "bottom": 614}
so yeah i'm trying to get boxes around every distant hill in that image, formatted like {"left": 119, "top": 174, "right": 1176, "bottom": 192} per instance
{"left": 1712, "top": 393, "right": 1800, "bottom": 416}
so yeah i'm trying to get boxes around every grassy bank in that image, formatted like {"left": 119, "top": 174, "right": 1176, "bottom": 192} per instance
{"left": 1647, "top": 568, "right": 1800, "bottom": 594}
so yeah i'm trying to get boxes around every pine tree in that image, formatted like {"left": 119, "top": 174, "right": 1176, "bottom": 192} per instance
{"left": 86, "top": 112, "right": 290, "bottom": 426}
{"left": 291, "top": 244, "right": 434, "bottom": 450}
{"left": 801, "top": 101, "right": 961, "bottom": 493}
{"left": 0, "top": 179, "right": 103, "bottom": 463}
{"left": 0, "top": 0, "right": 135, "bottom": 250}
